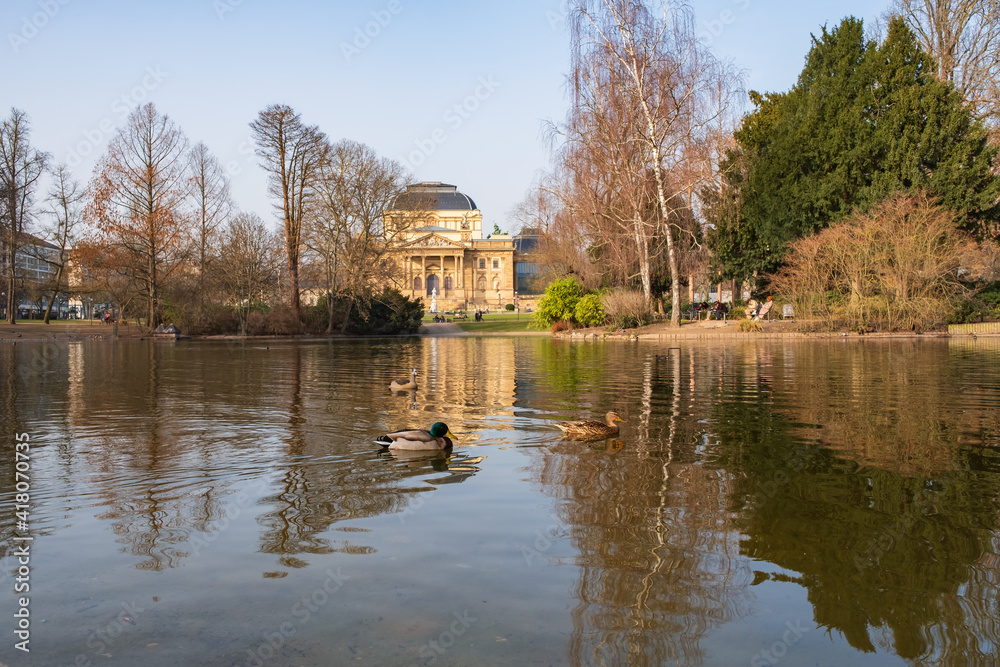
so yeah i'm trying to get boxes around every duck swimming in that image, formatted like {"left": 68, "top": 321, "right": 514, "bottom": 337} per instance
{"left": 556, "top": 411, "right": 625, "bottom": 439}
{"left": 390, "top": 369, "right": 418, "bottom": 391}
{"left": 375, "top": 422, "right": 455, "bottom": 450}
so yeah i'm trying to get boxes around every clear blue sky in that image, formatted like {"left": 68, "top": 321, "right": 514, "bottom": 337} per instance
{"left": 1, "top": 0, "right": 885, "bottom": 233}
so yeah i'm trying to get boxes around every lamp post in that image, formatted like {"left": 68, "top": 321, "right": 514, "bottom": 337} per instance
{"left": 514, "top": 291, "right": 518, "bottom": 319}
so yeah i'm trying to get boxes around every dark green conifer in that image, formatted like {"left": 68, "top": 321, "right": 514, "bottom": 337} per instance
{"left": 707, "top": 16, "right": 1000, "bottom": 282}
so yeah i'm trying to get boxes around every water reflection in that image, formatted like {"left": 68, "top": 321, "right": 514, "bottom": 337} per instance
{"left": 705, "top": 340, "right": 1000, "bottom": 664}
{"left": 378, "top": 450, "right": 486, "bottom": 486}
{"left": 0, "top": 337, "right": 998, "bottom": 666}
{"left": 529, "top": 347, "right": 750, "bottom": 666}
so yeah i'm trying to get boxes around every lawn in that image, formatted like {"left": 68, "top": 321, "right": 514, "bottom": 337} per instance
{"left": 425, "top": 312, "right": 541, "bottom": 333}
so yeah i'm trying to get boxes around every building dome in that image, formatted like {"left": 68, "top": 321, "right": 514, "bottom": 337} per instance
{"left": 390, "top": 182, "right": 478, "bottom": 211}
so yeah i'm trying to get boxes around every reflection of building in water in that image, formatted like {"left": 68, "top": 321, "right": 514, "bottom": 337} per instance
{"left": 421, "top": 336, "right": 517, "bottom": 416}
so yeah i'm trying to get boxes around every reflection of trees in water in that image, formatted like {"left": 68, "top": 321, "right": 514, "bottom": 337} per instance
{"left": 84, "top": 342, "right": 238, "bottom": 570}
{"left": 713, "top": 342, "right": 1000, "bottom": 664}
{"left": 0, "top": 345, "right": 26, "bottom": 547}
{"left": 530, "top": 349, "right": 749, "bottom": 666}
{"left": 255, "top": 344, "right": 487, "bottom": 562}
{"left": 767, "top": 340, "right": 1000, "bottom": 476}
{"left": 2, "top": 342, "right": 440, "bottom": 571}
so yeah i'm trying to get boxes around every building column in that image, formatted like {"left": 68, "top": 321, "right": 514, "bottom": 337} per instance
{"left": 422, "top": 255, "right": 426, "bottom": 295}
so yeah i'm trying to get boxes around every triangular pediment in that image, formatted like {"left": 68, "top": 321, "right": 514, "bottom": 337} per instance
{"left": 399, "top": 233, "right": 467, "bottom": 249}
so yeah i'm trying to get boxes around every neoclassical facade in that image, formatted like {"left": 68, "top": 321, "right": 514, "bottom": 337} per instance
{"left": 386, "top": 182, "right": 515, "bottom": 311}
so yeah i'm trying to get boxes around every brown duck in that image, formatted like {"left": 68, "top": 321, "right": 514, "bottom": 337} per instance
{"left": 390, "top": 369, "right": 418, "bottom": 391}
{"left": 556, "top": 411, "right": 625, "bottom": 439}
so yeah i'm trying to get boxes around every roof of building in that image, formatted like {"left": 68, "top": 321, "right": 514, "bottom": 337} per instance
{"left": 16, "top": 232, "right": 60, "bottom": 251}
{"left": 513, "top": 228, "right": 540, "bottom": 253}
{"left": 391, "top": 182, "right": 478, "bottom": 211}
{"left": 514, "top": 236, "right": 539, "bottom": 253}
{"left": 410, "top": 225, "right": 455, "bottom": 233}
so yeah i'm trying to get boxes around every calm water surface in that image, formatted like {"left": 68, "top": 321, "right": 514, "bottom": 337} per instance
{"left": 0, "top": 336, "right": 998, "bottom": 666}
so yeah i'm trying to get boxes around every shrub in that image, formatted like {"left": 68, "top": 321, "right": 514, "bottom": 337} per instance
{"left": 189, "top": 304, "right": 241, "bottom": 335}
{"left": 739, "top": 319, "right": 763, "bottom": 332}
{"left": 333, "top": 288, "right": 424, "bottom": 335}
{"left": 248, "top": 305, "right": 304, "bottom": 336}
{"left": 505, "top": 303, "right": 515, "bottom": 311}
{"left": 551, "top": 320, "right": 573, "bottom": 333}
{"left": 978, "top": 282, "right": 1000, "bottom": 317}
{"left": 534, "top": 277, "right": 585, "bottom": 327}
{"left": 771, "top": 192, "right": 980, "bottom": 331}
{"left": 574, "top": 293, "right": 606, "bottom": 327}
{"left": 602, "top": 289, "right": 652, "bottom": 329}
{"left": 354, "top": 288, "right": 424, "bottom": 335}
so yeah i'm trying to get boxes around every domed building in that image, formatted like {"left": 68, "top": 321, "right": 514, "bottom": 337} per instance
{"left": 385, "top": 182, "right": 515, "bottom": 311}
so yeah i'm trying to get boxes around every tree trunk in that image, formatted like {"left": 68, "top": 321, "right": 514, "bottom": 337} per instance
{"left": 149, "top": 251, "right": 158, "bottom": 329}
{"left": 632, "top": 212, "right": 652, "bottom": 303}
{"left": 288, "top": 253, "right": 300, "bottom": 317}
{"left": 5, "top": 274, "right": 15, "bottom": 325}
{"left": 325, "top": 292, "right": 335, "bottom": 335}
{"left": 339, "top": 295, "right": 354, "bottom": 335}
{"left": 629, "top": 55, "right": 681, "bottom": 326}
{"left": 43, "top": 266, "right": 64, "bottom": 324}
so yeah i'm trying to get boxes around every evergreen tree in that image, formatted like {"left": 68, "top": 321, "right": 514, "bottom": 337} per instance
{"left": 707, "top": 16, "right": 1000, "bottom": 282}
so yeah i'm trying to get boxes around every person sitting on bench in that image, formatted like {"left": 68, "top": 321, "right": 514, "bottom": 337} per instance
{"left": 754, "top": 296, "right": 773, "bottom": 321}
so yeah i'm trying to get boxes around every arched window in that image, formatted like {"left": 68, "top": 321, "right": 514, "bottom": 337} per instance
{"left": 413, "top": 277, "right": 422, "bottom": 291}
{"left": 444, "top": 276, "right": 453, "bottom": 290}
{"left": 477, "top": 279, "right": 486, "bottom": 292}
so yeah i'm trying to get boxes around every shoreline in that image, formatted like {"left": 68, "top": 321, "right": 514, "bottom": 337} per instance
{"left": 1, "top": 319, "right": 994, "bottom": 344}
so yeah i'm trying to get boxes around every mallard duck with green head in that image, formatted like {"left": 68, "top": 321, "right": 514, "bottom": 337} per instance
{"left": 375, "top": 422, "right": 455, "bottom": 450}
{"left": 390, "top": 369, "right": 418, "bottom": 391}
{"left": 557, "top": 411, "right": 625, "bottom": 439}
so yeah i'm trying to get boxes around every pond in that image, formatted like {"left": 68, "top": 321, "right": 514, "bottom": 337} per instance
{"left": 0, "top": 336, "right": 998, "bottom": 666}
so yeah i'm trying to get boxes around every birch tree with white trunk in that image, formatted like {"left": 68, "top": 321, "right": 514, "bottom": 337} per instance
{"left": 571, "top": 0, "right": 738, "bottom": 325}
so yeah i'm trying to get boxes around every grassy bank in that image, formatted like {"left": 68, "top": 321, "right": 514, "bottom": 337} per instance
{"left": 424, "top": 313, "right": 538, "bottom": 333}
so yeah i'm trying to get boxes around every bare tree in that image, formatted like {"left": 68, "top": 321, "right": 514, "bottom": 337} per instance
{"left": 218, "top": 212, "right": 278, "bottom": 335}
{"left": 250, "top": 104, "right": 327, "bottom": 318}
{"left": 187, "top": 141, "right": 232, "bottom": 296}
{"left": 307, "top": 139, "right": 410, "bottom": 334}
{"left": 889, "top": 0, "right": 1000, "bottom": 125}
{"left": 571, "top": 0, "right": 738, "bottom": 324}
{"left": 561, "top": 61, "right": 663, "bottom": 302}
{"left": 41, "top": 164, "right": 84, "bottom": 323}
{"left": 85, "top": 103, "right": 191, "bottom": 329}
{"left": 510, "top": 175, "right": 603, "bottom": 288}
{"left": 0, "top": 107, "right": 48, "bottom": 324}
